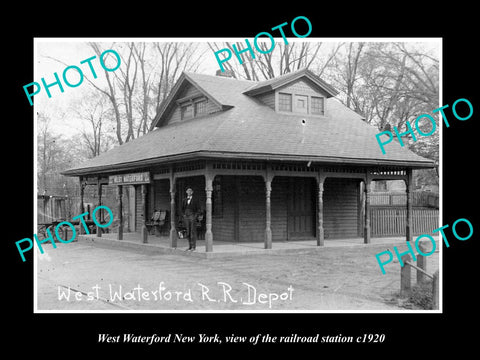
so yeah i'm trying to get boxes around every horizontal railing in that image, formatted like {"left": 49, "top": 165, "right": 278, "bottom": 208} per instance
{"left": 370, "top": 207, "right": 439, "bottom": 236}
{"left": 400, "top": 251, "right": 439, "bottom": 310}
{"left": 370, "top": 191, "right": 439, "bottom": 208}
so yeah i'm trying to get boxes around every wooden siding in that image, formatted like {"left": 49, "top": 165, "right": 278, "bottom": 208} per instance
{"left": 287, "top": 177, "right": 315, "bottom": 239}
{"left": 153, "top": 179, "right": 170, "bottom": 211}
{"left": 256, "top": 90, "right": 275, "bottom": 109}
{"left": 135, "top": 185, "right": 142, "bottom": 231}
{"left": 238, "top": 176, "right": 265, "bottom": 242}
{"left": 211, "top": 176, "right": 361, "bottom": 242}
{"left": 277, "top": 78, "right": 330, "bottom": 98}
{"left": 153, "top": 179, "right": 171, "bottom": 226}
{"left": 271, "top": 177, "right": 288, "bottom": 240}
{"left": 121, "top": 173, "right": 439, "bottom": 241}
{"left": 323, "top": 178, "right": 360, "bottom": 239}
{"left": 212, "top": 176, "right": 236, "bottom": 241}
{"left": 179, "top": 82, "right": 203, "bottom": 99}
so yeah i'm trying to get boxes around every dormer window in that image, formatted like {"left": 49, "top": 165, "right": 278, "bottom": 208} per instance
{"left": 277, "top": 91, "right": 325, "bottom": 116}
{"left": 179, "top": 96, "right": 208, "bottom": 120}
{"left": 311, "top": 96, "right": 325, "bottom": 115}
{"left": 194, "top": 98, "right": 208, "bottom": 116}
{"left": 181, "top": 103, "right": 194, "bottom": 120}
{"left": 278, "top": 92, "right": 292, "bottom": 112}
{"left": 294, "top": 95, "right": 308, "bottom": 113}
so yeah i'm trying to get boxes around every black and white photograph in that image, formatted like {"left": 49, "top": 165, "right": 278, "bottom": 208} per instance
{"left": 7, "top": 7, "right": 478, "bottom": 354}
{"left": 33, "top": 38, "right": 441, "bottom": 312}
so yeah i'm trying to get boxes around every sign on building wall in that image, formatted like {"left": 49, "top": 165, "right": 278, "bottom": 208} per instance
{"left": 83, "top": 176, "right": 109, "bottom": 185}
{"left": 109, "top": 172, "right": 151, "bottom": 185}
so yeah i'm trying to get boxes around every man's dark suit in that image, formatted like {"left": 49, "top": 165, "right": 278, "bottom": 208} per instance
{"left": 181, "top": 195, "right": 201, "bottom": 250}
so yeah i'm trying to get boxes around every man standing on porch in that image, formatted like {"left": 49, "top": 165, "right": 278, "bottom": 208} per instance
{"left": 181, "top": 187, "right": 200, "bottom": 251}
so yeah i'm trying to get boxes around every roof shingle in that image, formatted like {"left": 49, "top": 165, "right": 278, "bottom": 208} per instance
{"left": 62, "top": 71, "right": 434, "bottom": 176}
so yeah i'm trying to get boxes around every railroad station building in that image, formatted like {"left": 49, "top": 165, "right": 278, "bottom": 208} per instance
{"left": 62, "top": 68, "right": 435, "bottom": 251}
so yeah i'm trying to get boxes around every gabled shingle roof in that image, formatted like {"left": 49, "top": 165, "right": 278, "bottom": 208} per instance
{"left": 62, "top": 70, "right": 434, "bottom": 176}
{"left": 152, "top": 72, "right": 254, "bottom": 128}
{"left": 243, "top": 68, "right": 339, "bottom": 97}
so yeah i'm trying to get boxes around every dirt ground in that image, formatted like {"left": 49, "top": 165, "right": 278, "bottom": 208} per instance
{"left": 36, "top": 240, "right": 440, "bottom": 311}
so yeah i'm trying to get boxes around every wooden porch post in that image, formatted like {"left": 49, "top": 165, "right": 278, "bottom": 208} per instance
{"left": 141, "top": 184, "right": 148, "bottom": 243}
{"left": 364, "top": 175, "right": 372, "bottom": 244}
{"left": 317, "top": 175, "right": 325, "bottom": 246}
{"left": 117, "top": 185, "right": 123, "bottom": 240}
{"left": 264, "top": 178, "right": 272, "bottom": 249}
{"left": 79, "top": 178, "right": 85, "bottom": 234}
{"left": 169, "top": 173, "right": 177, "bottom": 248}
{"left": 96, "top": 181, "right": 102, "bottom": 237}
{"left": 205, "top": 175, "right": 213, "bottom": 252}
{"left": 405, "top": 168, "right": 413, "bottom": 242}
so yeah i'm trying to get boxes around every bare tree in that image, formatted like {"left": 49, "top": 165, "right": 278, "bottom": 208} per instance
{"left": 114, "top": 42, "right": 138, "bottom": 142}
{"left": 326, "top": 42, "right": 439, "bottom": 128}
{"left": 149, "top": 42, "right": 205, "bottom": 130}
{"left": 38, "top": 113, "right": 56, "bottom": 194}
{"left": 134, "top": 43, "right": 151, "bottom": 136}
{"left": 208, "top": 41, "right": 340, "bottom": 81}
{"left": 324, "top": 41, "right": 440, "bottom": 187}
{"left": 72, "top": 92, "right": 113, "bottom": 158}
{"left": 86, "top": 42, "right": 205, "bottom": 138}
{"left": 331, "top": 42, "right": 365, "bottom": 109}
{"left": 41, "top": 43, "right": 126, "bottom": 145}
{"left": 87, "top": 42, "right": 125, "bottom": 145}
{"left": 37, "top": 113, "right": 82, "bottom": 195}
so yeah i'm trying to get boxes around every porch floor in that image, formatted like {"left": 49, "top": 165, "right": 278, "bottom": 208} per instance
{"left": 78, "top": 231, "right": 409, "bottom": 258}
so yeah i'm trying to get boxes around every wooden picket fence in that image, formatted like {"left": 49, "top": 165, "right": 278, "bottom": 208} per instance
{"left": 370, "top": 191, "right": 439, "bottom": 208}
{"left": 370, "top": 207, "right": 439, "bottom": 236}
{"left": 37, "top": 194, "right": 68, "bottom": 225}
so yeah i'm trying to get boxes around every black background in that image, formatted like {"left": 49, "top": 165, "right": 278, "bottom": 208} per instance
{"left": 6, "top": 4, "right": 478, "bottom": 355}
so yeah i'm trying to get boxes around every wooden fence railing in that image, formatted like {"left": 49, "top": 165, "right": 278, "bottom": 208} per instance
{"left": 37, "top": 195, "right": 68, "bottom": 224}
{"left": 400, "top": 252, "right": 439, "bottom": 310}
{"left": 370, "top": 191, "right": 439, "bottom": 208}
{"left": 370, "top": 207, "right": 439, "bottom": 236}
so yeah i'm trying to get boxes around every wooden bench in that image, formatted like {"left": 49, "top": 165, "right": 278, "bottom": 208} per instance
{"left": 146, "top": 210, "right": 168, "bottom": 236}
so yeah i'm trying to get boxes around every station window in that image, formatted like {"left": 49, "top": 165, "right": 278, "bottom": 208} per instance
{"left": 278, "top": 92, "right": 326, "bottom": 116}
{"left": 294, "top": 94, "right": 308, "bottom": 113}
{"left": 279, "top": 93, "right": 292, "bottom": 112}
{"left": 180, "top": 98, "right": 208, "bottom": 120}
{"left": 181, "top": 103, "right": 193, "bottom": 120}
{"left": 311, "top": 96, "right": 325, "bottom": 115}
{"left": 194, "top": 99, "right": 208, "bottom": 116}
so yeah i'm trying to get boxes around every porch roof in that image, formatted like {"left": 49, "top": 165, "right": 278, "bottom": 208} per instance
{"left": 62, "top": 71, "right": 435, "bottom": 176}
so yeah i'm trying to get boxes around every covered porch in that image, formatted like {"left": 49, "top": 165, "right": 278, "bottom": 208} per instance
{"left": 79, "top": 159, "right": 419, "bottom": 253}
